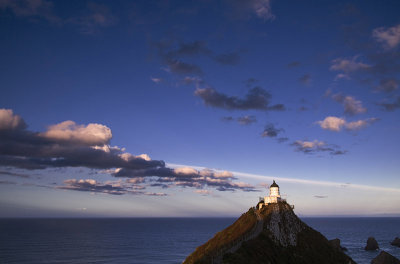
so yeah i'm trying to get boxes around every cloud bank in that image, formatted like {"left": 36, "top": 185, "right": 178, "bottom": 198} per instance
{"left": 0, "top": 109, "right": 256, "bottom": 194}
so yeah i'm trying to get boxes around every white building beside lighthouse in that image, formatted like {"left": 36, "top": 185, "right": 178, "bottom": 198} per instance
{"left": 258, "top": 180, "right": 282, "bottom": 209}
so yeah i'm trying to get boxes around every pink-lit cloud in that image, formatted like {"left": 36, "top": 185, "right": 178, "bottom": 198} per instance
{"left": 317, "top": 116, "right": 378, "bottom": 131}
{"left": 372, "top": 24, "right": 400, "bottom": 50}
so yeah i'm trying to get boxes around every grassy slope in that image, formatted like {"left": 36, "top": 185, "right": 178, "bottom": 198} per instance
{"left": 183, "top": 208, "right": 258, "bottom": 264}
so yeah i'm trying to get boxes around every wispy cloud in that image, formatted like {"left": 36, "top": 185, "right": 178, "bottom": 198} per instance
{"left": 195, "top": 87, "right": 285, "bottom": 111}
{"left": 331, "top": 93, "right": 367, "bottom": 115}
{"left": 66, "top": 2, "right": 117, "bottom": 34}
{"left": 291, "top": 140, "right": 346, "bottom": 155}
{"left": 261, "top": 124, "right": 283, "bottom": 138}
{"left": 237, "top": 115, "right": 257, "bottom": 125}
{"left": 0, "top": 1, "right": 117, "bottom": 34}
{"left": 227, "top": 0, "right": 275, "bottom": 21}
{"left": 57, "top": 178, "right": 167, "bottom": 196}
{"left": 0, "top": 170, "right": 30, "bottom": 178}
{"left": 377, "top": 96, "right": 400, "bottom": 111}
{"left": 375, "top": 79, "right": 398, "bottom": 93}
{"left": 151, "top": 77, "right": 164, "bottom": 84}
{"left": 167, "top": 163, "right": 400, "bottom": 193}
{"left": 0, "top": 0, "right": 60, "bottom": 23}
{"left": 330, "top": 56, "right": 371, "bottom": 73}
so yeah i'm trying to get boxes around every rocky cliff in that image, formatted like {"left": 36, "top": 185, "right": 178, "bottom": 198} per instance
{"left": 183, "top": 201, "right": 355, "bottom": 264}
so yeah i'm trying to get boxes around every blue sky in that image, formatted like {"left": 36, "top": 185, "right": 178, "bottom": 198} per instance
{"left": 1, "top": 0, "right": 400, "bottom": 217}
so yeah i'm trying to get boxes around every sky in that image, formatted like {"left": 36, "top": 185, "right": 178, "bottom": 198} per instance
{"left": 0, "top": 0, "right": 400, "bottom": 217}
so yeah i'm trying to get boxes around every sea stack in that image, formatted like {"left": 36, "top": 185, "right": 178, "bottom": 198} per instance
{"left": 371, "top": 251, "right": 400, "bottom": 264}
{"left": 391, "top": 237, "right": 400, "bottom": 247}
{"left": 183, "top": 181, "right": 355, "bottom": 264}
{"left": 365, "top": 237, "right": 379, "bottom": 251}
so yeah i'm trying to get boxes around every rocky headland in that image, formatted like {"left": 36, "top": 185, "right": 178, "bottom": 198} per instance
{"left": 183, "top": 201, "right": 356, "bottom": 264}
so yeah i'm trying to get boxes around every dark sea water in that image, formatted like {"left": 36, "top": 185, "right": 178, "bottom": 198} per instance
{"left": 0, "top": 217, "right": 399, "bottom": 264}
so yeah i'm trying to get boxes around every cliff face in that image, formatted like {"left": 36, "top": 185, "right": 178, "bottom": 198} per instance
{"left": 183, "top": 202, "right": 356, "bottom": 264}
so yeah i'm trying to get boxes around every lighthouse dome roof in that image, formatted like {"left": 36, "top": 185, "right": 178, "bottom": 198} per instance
{"left": 270, "top": 180, "right": 279, "bottom": 188}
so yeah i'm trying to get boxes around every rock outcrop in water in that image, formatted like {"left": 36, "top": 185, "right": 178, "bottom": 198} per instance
{"left": 329, "top": 238, "right": 348, "bottom": 252}
{"left": 365, "top": 237, "right": 379, "bottom": 251}
{"left": 183, "top": 201, "right": 355, "bottom": 264}
{"left": 391, "top": 237, "right": 400, "bottom": 247}
{"left": 371, "top": 251, "right": 400, "bottom": 264}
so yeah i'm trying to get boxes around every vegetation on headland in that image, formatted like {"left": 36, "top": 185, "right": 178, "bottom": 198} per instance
{"left": 183, "top": 208, "right": 257, "bottom": 264}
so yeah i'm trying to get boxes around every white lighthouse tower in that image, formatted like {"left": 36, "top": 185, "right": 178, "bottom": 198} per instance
{"left": 265, "top": 180, "right": 281, "bottom": 204}
{"left": 258, "top": 180, "right": 282, "bottom": 209}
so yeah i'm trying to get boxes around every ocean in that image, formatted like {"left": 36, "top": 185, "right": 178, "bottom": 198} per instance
{"left": 0, "top": 217, "right": 399, "bottom": 264}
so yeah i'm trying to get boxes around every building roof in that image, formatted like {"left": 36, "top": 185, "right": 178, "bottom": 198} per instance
{"left": 270, "top": 180, "right": 279, "bottom": 188}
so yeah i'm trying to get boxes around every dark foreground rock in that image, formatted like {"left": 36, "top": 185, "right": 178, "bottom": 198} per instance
{"left": 391, "top": 237, "right": 400, "bottom": 247}
{"left": 183, "top": 202, "right": 355, "bottom": 264}
{"left": 371, "top": 251, "right": 400, "bottom": 264}
{"left": 329, "top": 238, "right": 348, "bottom": 252}
{"left": 365, "top": 237, "right": 379, "bottom": 251}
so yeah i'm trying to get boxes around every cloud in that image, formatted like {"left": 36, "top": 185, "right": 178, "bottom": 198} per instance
{"left": 0, "top": 109, "right": 256, "bottom": 193}
{"left": 57, "top": 178, "right": 166, "bottom": 196}
{"left": 331, "top": 93, "right": 367, "bottom": 115}
{"left": 195, "top": 87, "right": 285, "bottom": 111}
{"left": 377, "top": 96, "right": 400, "bottom": 111}
{"left": 113, "top": 167, "right": 256, "bottom": 192}
{"left": 166, "top": 41, "right": 211, "bottom": 58}
{"left": 292, "top": 140, "right": 346, "bottom": 155}
{"left": 316, "top": 116, "right": 378, "bottom": 131}
{"left": 237, "top": 116, "right": 257, "bottom": 125}
{"left": 0, "top": 109, "right": 27, "bottom": 130}
{"left": 334, "top": 73, "right": 350, "bottom": 81}
{"left": 151, "top": 77, "right": 163, "bottom": 84}
{"left": 316, "top": 116, "right": 348, "bottom": 132}
{"left": 299, "top": 74, "right": 311, "bottom": 85}
{"left": 58, "top": 179, "right": 128, "bottom": 195}
{"left": 40, "top": 120, "right": 112, "bottom": 146}
{"left": 375, "top": 79, "right": 398, "bottom": 93}
{"left": 0, "top": 180, "right": 16, "bottom": 185}
{"left": 154, "top": 39, "right": 242, "bottom": 76}
{"left": 261, "top": 124, "right": 283, "bottom": 138}
{"left": 182, "top": 76, "right": 204, "bottom": 86}
{"left": 164, "top": 59, "right": 203, "bottom": 75}
{"left": 0, "top": 110, "right": 165, "bottom": 170}
{"left": 0, "top": 0, "right": 60, "bottom": 23}
{"left": 330, "top": 56, "right": 370, "bottom": 75}
{"left": 0, "top": 170, "right": 30, "bottom": 178}
{"left": 227, "top": 0, "right": 275, "bottom": 21}
{"left": 0, "top": 1, "right": 116, "bottom": 34}
{"left": 372, "top": 24, "right": 400, "bottom": 50}
{"left": 314, "top": 195, "right": 328, "bottom": 199}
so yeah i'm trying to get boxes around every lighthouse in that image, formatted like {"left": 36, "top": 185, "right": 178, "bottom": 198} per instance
{"left": 257, "top": 180, "right": 282, "bottom": 209}
{"left": 265, "top": 180, "right": 281, "bottom": 204}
